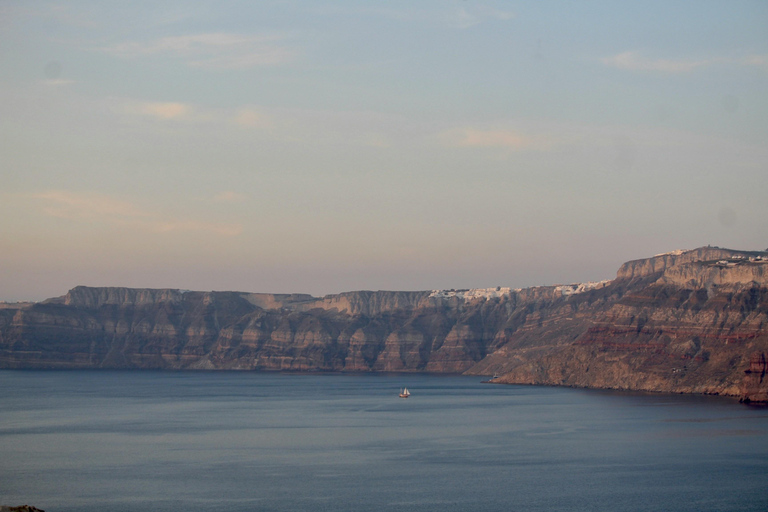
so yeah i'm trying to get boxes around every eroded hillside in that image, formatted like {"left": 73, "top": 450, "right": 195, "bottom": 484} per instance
{"left": 1, "top": 247, "right": 767, "bottom": 401}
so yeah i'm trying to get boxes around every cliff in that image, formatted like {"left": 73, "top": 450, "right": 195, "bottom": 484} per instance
{"left": 741, "top": 352, "right": 768, "bottom": 404}
{"left": 1, "top": 247, "right": 767, "bottom": 401}
{"left": 615, "top": 247, "right": 762, "bottom": 279}
{"left": 488, "top": 251, "right": 768, "bottom": 400}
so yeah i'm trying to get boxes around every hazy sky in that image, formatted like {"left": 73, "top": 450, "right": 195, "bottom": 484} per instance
{"left": 1, "top": 1, "right": 767, "bottom": 301}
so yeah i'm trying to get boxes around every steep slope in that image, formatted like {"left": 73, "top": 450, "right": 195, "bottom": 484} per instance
{"left": 485, "top": 250, "right": 768, "bottom": 400}
{"left": 1, "top": 247, "right": 767, "bottom": 401}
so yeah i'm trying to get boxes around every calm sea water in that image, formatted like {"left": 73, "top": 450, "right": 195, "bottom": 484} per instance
{"left": 1, "top": 371, "right": 767, "bottom": 512}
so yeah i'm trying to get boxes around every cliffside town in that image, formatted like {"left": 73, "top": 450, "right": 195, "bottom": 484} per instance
{"left": 1, "top": 247, "right": 767, "bottom": 402}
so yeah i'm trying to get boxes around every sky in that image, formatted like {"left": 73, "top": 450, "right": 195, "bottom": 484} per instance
{"left": 1, "top": 1, "right": 767, "bottom": 301}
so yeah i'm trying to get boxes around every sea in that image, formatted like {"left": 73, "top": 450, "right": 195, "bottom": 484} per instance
{"left": 1, "top": 371, "right": 767, "bottom": 512}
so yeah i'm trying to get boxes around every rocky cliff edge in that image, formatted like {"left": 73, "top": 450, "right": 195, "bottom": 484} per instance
{"left": 2, "top": 246, "right": 767, "bottom": 402}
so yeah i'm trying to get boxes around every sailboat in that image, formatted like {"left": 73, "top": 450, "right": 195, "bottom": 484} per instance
{"left": 399, "top": 387, "right": 411, "bottom": 398}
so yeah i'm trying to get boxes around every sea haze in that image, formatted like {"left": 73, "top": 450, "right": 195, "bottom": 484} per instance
{"left": 1, "top": 371, "right": 767, "bottom": 512}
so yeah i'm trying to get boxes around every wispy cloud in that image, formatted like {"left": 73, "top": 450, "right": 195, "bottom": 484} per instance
{"left": 233, "top": 107, "right": 272, "bottom": 129}
{"left": 3, "top": 3, "right": 100, "bottom": 29}
{"left": 133, "top": 101, "right": 191, "bottom": 120}
{"left": 150, "top": 220, "right": 242, "bottom": 237}
{"left": 102, "top": 32, "right": 297, "bottom": 70}
{"left": 212, "top": 191, "right": 246, "bottom": 203}
{"left": 742, "top": 54, "right": 768, "bottom": 70}
{"left": 112, "top": 98, "right": 215, "bottom": 123}
{"left": 116, "top": 99, "right": 274, "bottom": 128}
{"left": 40, "top": 79, "right": 76, "bottom": 87}
{"left": 308, "top": 4, "right": 513, "bottom": 28}
{"left": 30, "top": 190, "right": 241, "bottom": 236}
{"left": 602, "top": 52, "right": 709, "bottom": 73}
{"left": 112, "top": 97, "right": 393, "bottom": 146}
{"left": 444, "top": 128, "right": 548, "bottom": 151}
{"left": 603, "top": 51, "right": 768, "bottom": 73}
{"left": 31, "top": 190, "right": 150, "bottom": 220}
{"left": 448, "top": 3, "right": 514, "bottom": 29}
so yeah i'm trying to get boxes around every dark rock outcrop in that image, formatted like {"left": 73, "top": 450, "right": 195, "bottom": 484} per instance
{"left": 741, "top": 352, "right": 768, "bottom": 404}
{"left": 1, "top": 247, "right": 767, "bottom": 401}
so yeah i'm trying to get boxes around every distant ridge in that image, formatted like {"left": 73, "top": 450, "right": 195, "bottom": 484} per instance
{"left": 1, "top": 247, "right": 767, "bottom": 402}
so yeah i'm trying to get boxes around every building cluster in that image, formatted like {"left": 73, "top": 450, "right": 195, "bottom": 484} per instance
{"left": 429, "top": 287, "right": 514, "bottom": 301}
{"left": 714, "top": 255, "right": 766, "bottom": 267}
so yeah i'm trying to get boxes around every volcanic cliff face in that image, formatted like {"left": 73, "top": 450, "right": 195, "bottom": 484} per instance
{"left": 1, "top": 247, "right": 767, "bottom": 401}
{"left": 487, "top": 249, "right": 768, "bottom": 401}
{"left": 741, "top": 353, "right": 768, "bottom": 404}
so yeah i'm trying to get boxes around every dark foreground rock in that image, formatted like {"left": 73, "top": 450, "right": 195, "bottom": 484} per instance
{"left": 741, "top": 352, "right": 768, "bottom": 404}
{"left": 1, "top": 247, "right": 767, "bottom": 401}
{"left": 0, "top": 506, "right": 45, "bottom": 512}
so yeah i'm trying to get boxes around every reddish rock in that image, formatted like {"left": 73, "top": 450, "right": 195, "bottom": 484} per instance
{"left": 741, "top": 352, "right": 768, "bottom": 404}
{"left": 1, "top": 247, "right": 767, "bottom": 399}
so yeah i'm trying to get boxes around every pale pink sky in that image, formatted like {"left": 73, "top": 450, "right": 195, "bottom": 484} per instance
{"left": 1, "top": 1, "right": 767, "bottom": 301}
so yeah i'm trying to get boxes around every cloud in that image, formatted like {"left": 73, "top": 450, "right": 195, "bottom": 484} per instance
{"left": 446, "top": 128, "right": 547, "bottom": 150}
{"left": 134, "top": 101, "right": 191, "bottom": 120}
{"left": 40, "top": 79, "right": 76, "bottom": 87}
{"left": 3, "top": 3, "right": 100, "bottom": 29}
{"left": 448, "top": 4, "right": 515, "bottom": 29}
{"left": 106, "top": 33, "right": 258, "bottom": 56}
{"left": 111, "top": 98, "right": 211, "bottom": 123}
{"left": 150, "top": 221, "right": 242, "bottom": 236}
{"left": 191, "top": 49, "right": 294, "bottom": 70}
{"left": 233, "top": 107, "right": 271, "bottom": 128}
{"left": 602, "top": 52, "right": 709, "bottom": 73}
{"left": 603, "top": 51, "right": 768, "bottom": 73}
{"left": 114, "top": 98, "right": 275, "bottom": 127}
{"left": 742, "top": 54, "right": 768, "bottom": 70}
{"left": 107, "top": 96, "right": 407, "bottom": 149}
{"left": 30, "top": 190, "right": 241, "bottom": 237}
{"left": 212, "top": 191, "right": 246, "bottom": 203}
{"left": 232, "top": 105, "right": 400, "bottom": 148}
{"left": 30, "top": 190, "right": 150, "bottom": 220}
{"left": 102, "top": 32, "right": 297, "bottom": 70}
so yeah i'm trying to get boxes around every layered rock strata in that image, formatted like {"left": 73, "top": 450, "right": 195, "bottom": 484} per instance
{"left": 1, "top": 247, "right": 766, "bottom": 401}
{"left": 741, "top": 352, "right": 768, "bottom": 404}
